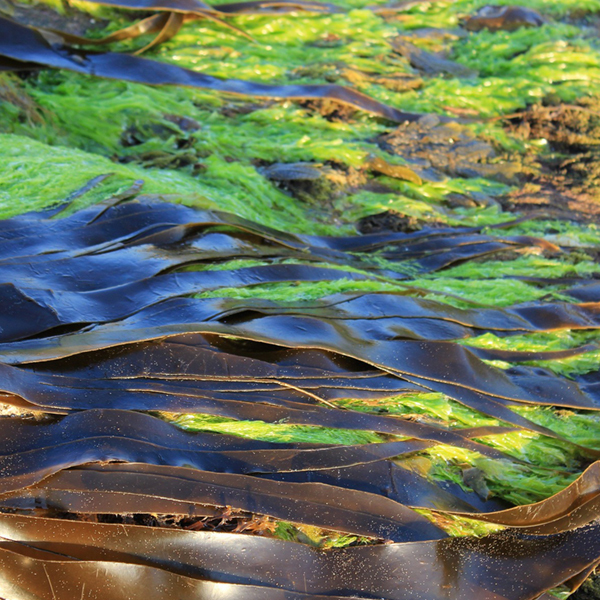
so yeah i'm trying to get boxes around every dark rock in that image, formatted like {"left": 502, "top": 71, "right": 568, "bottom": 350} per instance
{"left": 464, "top": 5, "right": 546, "bottom": 32}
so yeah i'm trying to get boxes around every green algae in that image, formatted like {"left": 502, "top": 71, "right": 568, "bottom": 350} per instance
{"left": 337, "top": 183, "right": 509, "bottom": 228}
{"left": 7, "top": 0, "right": 600, "bottom": 231}
{"left": 0, "top": 133, "right": 212, "bottom": 218}
{"left": 500, "top": 219, "right": 600, "bottom": 245}
{"left": 410, "top": 278, "right": 568, "bottom": 308}
{"left": 335, "top": 392, "right": 498, "bottom": 429}
{"left": 462, "top": 330, "right": 600, "bottom": 378}
{"left": 511, "top": 406, "right": 600, "bottom": 452}
{"left": 166, "top": 10, "right": 401, "bottom": 78}
{"left": 0, "top": 132, "right": 339, "bottom": 231}
{"left": 197, "top": 279, "right": 410, "bottom": 302}
{"left": 416, "top": 445, "right": 579, "bottom": 505}
{"left": 335, "top": 394, "right": 594, "bottom": 467}
{"left": 414, "top": 510, "right": 505, "bottom": 538}
{"left": 433, "top": 254, "right": 600, "bottom": 280}
{"left": 171, "top": 412, "right": 387, "bottom": 444}
{"left": 274, "top": 519, "right": 378, "bottom": 548}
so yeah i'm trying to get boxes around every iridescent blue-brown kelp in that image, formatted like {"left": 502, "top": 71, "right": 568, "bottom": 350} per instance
{"left": 1, "top": 0, "right": 600, "bottom": 598}
{"left": 0, "top": 197, "right": 598, "bottom": 599}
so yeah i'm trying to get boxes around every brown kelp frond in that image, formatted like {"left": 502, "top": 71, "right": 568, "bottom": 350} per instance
{"left": 0, "top": 199, "right": 596, "bottom": 451}
{"left": 0, "top": 199, "right": 598, "bottom": 598}
{"left": 0, "top": 511, "right": 598, "bottom": 599}
{"left": 37, "top": 12, "right": 174, "bottom": 48}
{"left": 19, "top": 9, "right": 250, "bottom": 54}
{"left": 213, "top": 0, "right": 344, "bottom": 14}
{"left": 5, "top": 0, "right": 345, "bottom": 56}
{"left": 0, "top": 16, "right": 424, "bottom": 122}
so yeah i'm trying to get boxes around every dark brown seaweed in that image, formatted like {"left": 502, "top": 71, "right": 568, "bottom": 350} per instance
{"left": 0, "top": 196, "right": 598, "bottom": 599}
{"left": 0, "top": 16, "right": 424, "bottom": 123}
{"left": 0, "top": 513, "right": 598, "bottom": 600}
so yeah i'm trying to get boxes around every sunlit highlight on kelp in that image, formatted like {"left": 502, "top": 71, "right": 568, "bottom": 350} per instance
{"left": 0, "top": 196, "right": 596, "bottom": 597}
{"left": 0, "top": 0, "right": 599, "bottom": 597}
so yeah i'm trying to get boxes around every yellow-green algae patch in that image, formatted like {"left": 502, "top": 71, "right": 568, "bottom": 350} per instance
{"left": 0, "top": 134, "right": 209, "bottom": 217}
{"left": 462, "top": 330, "right": 600, "bottom": 378}
{"left": 0, "top": 132, "right": 332, "bottom": 231}
{"left": 171, "top": 412, "right": 388, "bottom": 445}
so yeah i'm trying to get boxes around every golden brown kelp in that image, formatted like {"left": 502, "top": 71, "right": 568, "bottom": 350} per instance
{"left": 0, "top": 513, "right": 599, "bottom": 599}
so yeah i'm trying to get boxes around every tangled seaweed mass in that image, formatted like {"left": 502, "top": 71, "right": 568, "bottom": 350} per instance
{"left": 0, "top": 196, "right": 596, "bottom": 599}
{"left": 1, "top": 0, "right": 600, "bottom": 598}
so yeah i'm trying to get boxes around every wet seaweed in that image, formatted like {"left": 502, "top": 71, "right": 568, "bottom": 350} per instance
{"left": 0, "top": 1, "right": 600, "bottom": 598}
{"left": 0, "top": 195, "right": 596, "bottom": 597}
{"left": 0, "top": 15, "right": 424, "bottom": 123}
{"left": 0, "top": 512, "right": 599, "bottom": 599}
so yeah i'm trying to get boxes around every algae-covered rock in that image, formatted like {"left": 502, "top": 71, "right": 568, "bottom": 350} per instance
{"left": 356, "top": 210, "right": 422, "bottom": 233}
{"left": 390, "top": 37, "right": 478, "bottom": 78}
{"left": 503, "top": 97, "right": 600, "bottom": 220}
{"left": 260, "top": 161, "right": 365, "bottom": 206}
{"left": 378, "top": 117, "right": 522, "bottom": 183}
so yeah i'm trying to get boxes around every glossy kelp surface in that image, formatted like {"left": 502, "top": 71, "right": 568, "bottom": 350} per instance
{"left": 0, "top": 200, "right": 598, "bottom": 448}
{"left": 0, "top": 513, "right": 599, "bottom": 600}
{"left": 0, "top": 16, "right": 424, "bottom": 123}
{"left": 0, "top": 198, "right": 598, "bottom": 598}
{"left": 1, "top": 0, "right": 600, "bottom": 595}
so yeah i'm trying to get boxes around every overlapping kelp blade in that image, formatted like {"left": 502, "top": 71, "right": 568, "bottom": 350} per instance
{"left": 0, "top": 513, "right": 599, "bottom": 600}
{"left": 0, "top": 409, "right": 461, "bottom": 492}
{"left": 0, "top": 401, "right": 514, "bottom": 474}
{"left": 214, "top": 0, "right": 343, "bottom": 13}
{"left": 4, "top": 457, "right": 600, "bottom": 533}
{"left": 0, "top": 544, "right": 353, "bottom": 600}
{"left": 0, "top": 200, "right": 598, "bottom": 451}
{"left": 1, "top": 298, "right": 595, "bottom": 444}
{"left": 37, "top": 13, "right": 176, "bottom": 53}
{"left": 0, "top": 462, "right": 448, "bottom": 542}
{"left": 444, "top": 461, "right": 600, "bottom": 530}
{"left": 0, "top": 197, "right": 598, "bottom": 598}
{"left": 3, "top": 360, "right": 511, "bottom": 458}
{"left": 0, "top": 16, "right": 424, "bottom": 123}
{"left": 0, "top": 459, "right": 504, "bottom": 514}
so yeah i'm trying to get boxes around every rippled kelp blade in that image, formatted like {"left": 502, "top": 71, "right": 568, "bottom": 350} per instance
{"left": 0, "top": 514, "right": 599, "bottom": 600}
{"left": 0, "top": 16, "right": 423, "bottom": 122}
{"left": 0, "top": 196, "right": 598, "bottom": 599}
{"left": 0, "top": 199, "right": 598, "bottom": 451}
